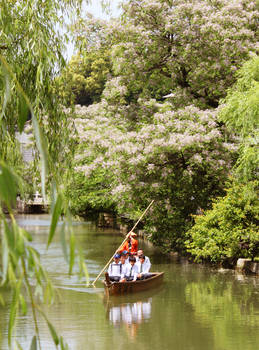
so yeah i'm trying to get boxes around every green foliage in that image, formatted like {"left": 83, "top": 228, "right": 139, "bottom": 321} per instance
{"left": 186, "top": 181, "right": 259, "bottom": 263}
{"left": 56, "top": 14, "right": 113, "bottom": 106}
{"left": 67, "top": 167, "right": 115, "bottom": 216}
{"left": 56, "top": 49, "right": 112, "bottom": 106}
{"left": 0, "top": 0, "right": 94, "bottom": 348}
{"left": 0, "top": 161, "right": 20, "bottom": 209}
{"left": 29, "top": 336, "right": 37, "bottom": 350}
{"left": 69, "top": 2, "right": 258, "bottom": 260}
{"left": 110, "top": 0, "right": 259, "bottom": 109}
{"left": 0, "top": 0, "right": 79, "bottom": 193}
{"left": 220, "top": 55, "right": 259, "bottom": 136}
{"left": 48, "top": 193, "right": 63, "bottom": 247}
{"left": 219, "top": 55, "right": 259, "bottom": 181}
{"left": 73, "top": 99, "right": 237, "bottom": 252}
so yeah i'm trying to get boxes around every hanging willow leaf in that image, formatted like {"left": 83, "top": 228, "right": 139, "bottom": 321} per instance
{"left": 60, "top": 336, "right": 69, "bottom": 350}
{"left": 1, "top": 228, "right": 9, "bottom": 285}
{"left": 60, "top": 221, "right": 68, "bottom": 262}
{"left": 69, "top": 233, "right": 75, "bottom": 275}
{"left": 46, "top": 319, "right": 59, "bottom": 346}
{"left": 8, "top": 281, "right": 21, "bottom": 346}
{"left": 29, "top": 336, "right": 37, "bottom": 350}
{"left": 0, "top": 293, "right": 5, "bottom": 306}
{"left": 38, "top": 309, "right": 59, "bottom": 346}
{"left": 19, "top": 294, "right": 27, "bottom": 315}
{"left": 15, "top": 340, "right": 24, "bottom": 350}
{"left": 0, "top": 161, "right": 18, "bottom": 208}
{"left": 78, "top": 245, "right": 89, "bottom": 286}
{"left": 0, "top": 55, "right": 49, "bottom": 201}
{"left": 0, "top": 65, "right": 10, "bottom": 122}
{"left": 3, "top": 218, "right": 15, "bottom": 251}
{"left": 48, "top": 193, "right": 63, "bottom": 248}
{"left": 18, "top": 93, "right": 29, "bottom": 132}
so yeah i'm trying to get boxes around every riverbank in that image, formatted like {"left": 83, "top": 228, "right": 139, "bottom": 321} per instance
{"left": 236, "top": 258, "right": 259, "bottom": 275}
{"left": 76, "top": 211, "right": 259, "bottom": 276}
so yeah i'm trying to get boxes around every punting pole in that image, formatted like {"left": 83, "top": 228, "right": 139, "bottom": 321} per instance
{"left": 91, "top": 200, "right": 154, "bottom": 286}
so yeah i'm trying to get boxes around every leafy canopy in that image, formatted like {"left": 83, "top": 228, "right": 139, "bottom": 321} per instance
{"left": 219, "top": 55, "right": 259, "bottom": 181}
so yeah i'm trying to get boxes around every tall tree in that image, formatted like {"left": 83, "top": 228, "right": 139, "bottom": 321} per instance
{"left": 0, "top": 1, "right": 93, "bottom": 348}
{"left": 110, "top": 0, "right": 259, "bottom": 109}
{"left": 219, "top": 54, "right": 259, "bottom": 181}
{"left": 55, "top": 15, "right": 113, "bottom": 106}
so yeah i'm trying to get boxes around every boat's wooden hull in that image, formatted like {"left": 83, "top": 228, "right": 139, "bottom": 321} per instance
{"left": 103, "top": 272, "right": 164, "bottom": 296}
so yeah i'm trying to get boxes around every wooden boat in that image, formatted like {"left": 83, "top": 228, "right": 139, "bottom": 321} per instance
{"left": 103, "top": 272, "right": 164, "bottom": 296}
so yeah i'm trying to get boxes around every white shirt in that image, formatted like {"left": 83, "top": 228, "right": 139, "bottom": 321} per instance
{"left": 124, "top": 263, "right": 138, "bottom": 280}
{"left": 136, "top": 256, "right": 151, "bottom": 270}
{"left": 120, "top": 261, "right": 129, "bottom": 278}
{"left": 135, "top": 258, "right": 151, "bottom": 274}
{"left": 108, "top": 262, "right": 122, "bottom": 277}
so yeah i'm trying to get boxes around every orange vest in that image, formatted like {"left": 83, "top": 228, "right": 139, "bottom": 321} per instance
{"left": 119, "top": 237, "right": 138, "bottom": 254}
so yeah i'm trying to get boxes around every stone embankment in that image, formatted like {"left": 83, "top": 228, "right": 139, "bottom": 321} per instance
{"left": 236, "top": 258, "right": 259, "bottom": 275}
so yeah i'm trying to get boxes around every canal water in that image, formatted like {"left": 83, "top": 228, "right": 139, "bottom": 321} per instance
{"left": 0, "top": 214, "right": 259, "bottom": 350}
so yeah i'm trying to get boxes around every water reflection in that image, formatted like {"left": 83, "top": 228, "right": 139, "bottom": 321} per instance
{"left": 107, "top": 297, "right": 152, "bottom": 339}
{"left": 1, "top": 214, "right": 259, "bottom": 350}
{"left": 184, "top": 273, "right": 259, "bottom": 350}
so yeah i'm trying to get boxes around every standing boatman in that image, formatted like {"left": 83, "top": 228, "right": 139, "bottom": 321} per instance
{"left": 119, "top": 232, "right": 138, "bottom": 255}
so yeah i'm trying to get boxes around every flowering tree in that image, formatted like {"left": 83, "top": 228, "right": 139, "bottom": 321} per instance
{"left": 185, "top": 55, "right": 259, "bottom": 262}
{"left": 109, "top": 0, "right": 259, "bottom": 110}
{"left": 68, "top": 0, "right": 259, "bottom": 250}
{"left": 73, "top": 99, "right": 237, "bottom": 249}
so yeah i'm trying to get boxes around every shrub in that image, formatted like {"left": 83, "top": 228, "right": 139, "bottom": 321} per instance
{"left": 186, "top": 181, "right": 259, "bottom": 263}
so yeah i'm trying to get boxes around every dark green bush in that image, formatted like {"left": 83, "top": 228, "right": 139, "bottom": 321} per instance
{"left": 185, "top": 181, "right": 259, "bottom": 263}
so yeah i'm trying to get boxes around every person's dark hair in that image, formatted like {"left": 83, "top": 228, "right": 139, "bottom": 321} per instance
{"left": 129, "top": 256, "right": 136, "bottom": 262}
{"left": 139, "top": 255, "right": 145, "bottom": 260}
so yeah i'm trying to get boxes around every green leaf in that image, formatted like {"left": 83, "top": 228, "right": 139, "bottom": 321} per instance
{"left": 19, "top": 294, "right": 27, "bottom": 315}
{"left": 47, "top": 319, "right": 59, "bottom": 346}
{"left": 18, "top": 93, "right": 29, "bottom": 132}
{"left": 60, "top": 222, "right": 68, "bottom": 262}
{"left": 1, "top": 229, "right": 9, "bottom": 285}
{"left": 69, "top": 233, "right": 75, "bottom": 275}
{"left": 21, "top": 228, "right": 33, "bottom": 242}
{"left": 39, "top": 309, "right": 59, "bottom": 346}
{"left": 0, "top": 64, "right": 10, "bottom": 122}
{"left": 48, "top": 193, "right": 63, "bottom": 247}
{"left": 8, "top": 285, "right": 20, "bottom": 346}
{"left": 29, "top": 336, "right": 37, "bottom": 350}
{"left": 15, "top": 340, "right": 24, "bottom": 350}
{"left": 0, "top": 293, "right": 5, "bottom": 306}
{"left": 0, "top": 161, "right": 18, "bottom": 208}
{"left": 78, "top": 246, "right": 89, "bottom": 285}
{"left": 4, "top": 219, "right": 15, "bottom": 251}
{"left": 60, "top": 336, "right": 69, "bottom": 350}
{"left": 12, "top": 221, "right": 25, "bottom": 256}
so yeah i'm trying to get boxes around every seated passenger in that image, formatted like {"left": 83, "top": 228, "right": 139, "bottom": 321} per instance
{"left": 120, "top": 251, "right": 129, "bottom": 277}
{"left": 136, "top": 250, "right": 151, "bottom": 272}
{"left": 107, "top": 253, "right": 122, "bottom": 282}
{"left": 121, "top": 250, "right": 130, "bottom": 264}
{"left": 121, "top": 256, "right": 138, "bottom": 282}
{"left": 136, "top": 255, "right": 152, "bottom": 280}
